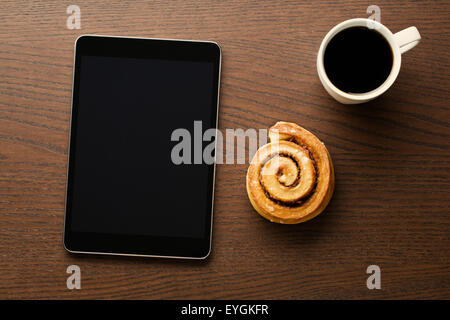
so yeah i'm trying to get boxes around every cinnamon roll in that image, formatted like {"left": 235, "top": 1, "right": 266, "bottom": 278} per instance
{"left": 246, "top": 122, "right": 334, "bottom": 224}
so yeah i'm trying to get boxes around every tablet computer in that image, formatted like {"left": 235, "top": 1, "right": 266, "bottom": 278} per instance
{"left": 64, "top": 35, "right": 221, "bottom": 259}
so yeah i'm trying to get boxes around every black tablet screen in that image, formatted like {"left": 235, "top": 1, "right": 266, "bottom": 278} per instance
{"left": 69, "top": 54, "right": 214, "bottom": 240}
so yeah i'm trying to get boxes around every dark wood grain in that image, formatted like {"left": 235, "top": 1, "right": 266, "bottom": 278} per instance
{"left": 0, "top": 0, "right": 449, "bottom": 299}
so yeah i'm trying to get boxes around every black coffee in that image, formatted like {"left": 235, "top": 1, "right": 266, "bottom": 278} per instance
{"left": 324, "top": 26, "right": 393, "bottom": 94}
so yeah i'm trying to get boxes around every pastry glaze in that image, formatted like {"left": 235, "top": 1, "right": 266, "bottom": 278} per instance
{"left": 246, "top": 122, "right": 335, "bottom": 224}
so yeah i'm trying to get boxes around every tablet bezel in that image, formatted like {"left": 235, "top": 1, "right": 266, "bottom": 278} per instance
{"left": 63, "top": 35, "right": 221, "bottom": 259}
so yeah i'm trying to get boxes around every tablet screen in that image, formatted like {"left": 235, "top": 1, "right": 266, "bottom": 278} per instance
{"left": 64, "top": 36, "right": 221, "bottom": 258}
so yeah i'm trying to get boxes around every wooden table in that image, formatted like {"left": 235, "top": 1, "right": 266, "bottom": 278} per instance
{"left": 0, "top": 0, "right": 449, "bottom": 299}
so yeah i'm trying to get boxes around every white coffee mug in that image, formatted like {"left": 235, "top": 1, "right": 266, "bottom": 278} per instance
{"left": 317, "top": 18, "right": 421, "bottom": 104}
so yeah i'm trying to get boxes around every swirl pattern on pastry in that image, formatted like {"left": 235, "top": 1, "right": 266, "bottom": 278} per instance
{"left": 246, "top": 122, "right": 334, "bottom": 224}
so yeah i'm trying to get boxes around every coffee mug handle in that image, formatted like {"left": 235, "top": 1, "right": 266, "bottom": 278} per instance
{"left": 394, "top": 26, "right": 421, "bottom": 54}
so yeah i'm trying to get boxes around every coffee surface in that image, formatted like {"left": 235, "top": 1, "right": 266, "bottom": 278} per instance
{"left": 324, "top": 26, "right": 393, "bottom": 94}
